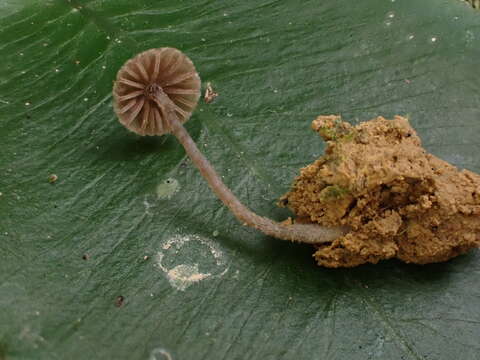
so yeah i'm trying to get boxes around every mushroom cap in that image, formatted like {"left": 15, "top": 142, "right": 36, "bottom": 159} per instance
{"left": 112, "top": 47, "right": 201, "bottom": 136}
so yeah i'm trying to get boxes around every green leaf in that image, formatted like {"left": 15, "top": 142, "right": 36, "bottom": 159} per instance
{"left": 1, "top": 0, "right": 479, "bottom": 359}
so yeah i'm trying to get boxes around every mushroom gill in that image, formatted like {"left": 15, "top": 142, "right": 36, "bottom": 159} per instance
{"left": 112, "top": 47, "right": 201, "bottom": 136}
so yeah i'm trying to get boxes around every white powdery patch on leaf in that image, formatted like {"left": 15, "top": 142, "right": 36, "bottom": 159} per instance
{"left": 155, "top": 234, "right": 228, "bottom": 291}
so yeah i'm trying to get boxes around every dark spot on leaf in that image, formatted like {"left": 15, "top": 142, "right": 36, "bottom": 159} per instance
{"left": 0, "top": 342, "right": 7, "bottom": 360}
{"left": 115, "top": 295, "right": 125, "bottom": 307}
{"left": 82, "top": 254, "right": 89, "bottom": 260}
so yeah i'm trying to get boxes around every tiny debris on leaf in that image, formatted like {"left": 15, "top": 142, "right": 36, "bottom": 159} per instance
{"left": 115, "top": 295, "right": 125, "bottom": 307}
{"left": 48, "top": 174, "right": 58, "bottom": 184}
{"left": 204, "top": 82, "right": 218, "bottom": 104}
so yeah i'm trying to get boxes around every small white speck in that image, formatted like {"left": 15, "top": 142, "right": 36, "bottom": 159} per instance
{"left": 83, "top": 98, "right": 88, "bottom": 101}
{"left": 43, "top": 43, "right": 48, "bottom": 47}
{"left": 143, "top": 255, "right": 149, "bottom": 260}
{"left": 55, "top": 68, "right": 60, "bottom": 73}
{"left": 115, "top": 38, "right": 122, "bottom": 43}
{"left": 102, "top": 65, "right": 106, "bottom": 69}
{"left": 106, "top": 36, "right": 111, "bottom": 40}
{"left": 19, "top": 52, "right": 24, "bottom": 56}
{"left": 288, "top": 22, "right": 292, "bottom": 25}
{"left": 273, "top": 89, "right": 278, "bottom": 93}
{"left": 201, "top": 38, "right": 206, "bottom": 42}
{"left": 385, "top": 21, "right": 392, "bottom": 26}
{"left": 223, "top": 12, "right": 228, "bottom": 16}
{"left": 465, "top": 30, "right": 475, "bottom": 43}
{"left": 387, "top": 12, "right": 395, "bottom": 18}
{"left": 4, "top": 232, "right": 8, "bottom": 235}
{"left": 431, "top": 37, "right": 437, "bottom": 42}
{"left": 227, "top": 113, "right": 233, "bottom": 117}
{"left": 408, "top": 34, "right": 415, "bottom": 40}
{"left": 35, "top": 311, "right": 40, "bottom": 316}
{"left": 25, "top": 102, "right": 31, "bottom": 106}
{"left": 454, "top": 16, "right": 459, "bottom": 20}
{"left": 150, "top": 293, "right": 154, "bottom": 297}
{"left": 213, "top": 230, "right": 219, "bottom": 237}
{"left": 0, "top": 192, "right": 3, "bottom": 196}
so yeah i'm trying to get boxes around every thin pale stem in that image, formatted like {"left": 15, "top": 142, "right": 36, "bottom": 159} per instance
{"left": 153, "top": 93, "right": 347, "bottom": 244}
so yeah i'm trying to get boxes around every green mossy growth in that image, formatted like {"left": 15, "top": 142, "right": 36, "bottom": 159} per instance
{"left": 319, "top": 185, "right": 350, "bottom": 200}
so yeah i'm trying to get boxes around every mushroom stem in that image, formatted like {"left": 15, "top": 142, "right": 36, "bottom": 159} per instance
{"left": 152, "top": 94, "right": 347, "bottom": 244}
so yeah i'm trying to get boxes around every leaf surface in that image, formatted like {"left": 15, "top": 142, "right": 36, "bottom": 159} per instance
{"left": 1, "top": 1, "right": 480, "bottom": 359}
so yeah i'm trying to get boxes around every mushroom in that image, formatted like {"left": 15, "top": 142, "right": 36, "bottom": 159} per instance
{"left": 113, "top": 47, "right": 347, "bottom": 244}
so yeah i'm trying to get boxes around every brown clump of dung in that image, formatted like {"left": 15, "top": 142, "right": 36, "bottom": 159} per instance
{"left": 280, "top": 115, "right": 480, "bottom": 268}
{"left": 112, "top": 47, "right": 201, "bottom": 136}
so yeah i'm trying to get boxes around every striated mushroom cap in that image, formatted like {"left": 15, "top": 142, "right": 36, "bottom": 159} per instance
{"left": 112, "top": 47, "right": 201, "bottom": 136}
